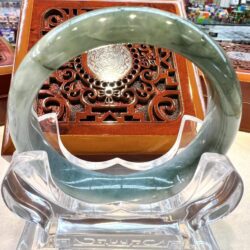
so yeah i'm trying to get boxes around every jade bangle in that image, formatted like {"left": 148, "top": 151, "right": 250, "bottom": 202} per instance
{"left": 8, "top": 7, "right": 241, "bottom": 203}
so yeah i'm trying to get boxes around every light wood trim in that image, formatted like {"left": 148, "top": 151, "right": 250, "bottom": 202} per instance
{"left": 0, "top": 65, "right": 12, "bottom": 75}
{"left": 13, "top": 0, "right": 34, "bottom": 71}
{"left": 187, "top": 62, "right": 205, "bottom": 120}
{"left": 45, "top": 132, "right": 195, "bottom": 155}
{"left": 237, "top": 72, "right": 250, "bottom": 83}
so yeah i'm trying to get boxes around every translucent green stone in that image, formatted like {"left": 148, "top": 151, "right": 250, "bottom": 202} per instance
{"left": 8, "top": 7, "right": 241, "bottom": 203}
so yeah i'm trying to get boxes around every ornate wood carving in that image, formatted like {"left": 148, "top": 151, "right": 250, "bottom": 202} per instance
{"left": 2, "top": 0, "right": 205, "bottom": 158}
{"left": 35, "top": 6, "right": 183, "bottom": 125}
{"left": 37, "top": 43, "right": 181, "bottom": 123}
{"left": 200, "top": 42, "right": 250, "bottom": 133}
{"left": 0, "top": 37, "right": 14, "bottom": 67}
{"left": 219, "top": 42, "right": 250, "bottom": 72}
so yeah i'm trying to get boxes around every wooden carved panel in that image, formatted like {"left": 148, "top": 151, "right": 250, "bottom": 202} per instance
{"left": 2, "top": 0, "right": 203, "bottom": 158}
{"left": 28, "top": 1, "right": 178, "bottom": 50}
{"left": 35, "top": 6, "right": 190, "bottom": 127}
{"left": 0, "top": 37, "right": 14, "bottom": 67}
{"left": 219, "top": 42, "right": 250, "bottom": 72}
{"left": 37, "top": 44, "right": 181, "bottom": 124}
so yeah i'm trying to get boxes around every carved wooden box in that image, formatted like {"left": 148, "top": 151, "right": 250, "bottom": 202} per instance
{"left": 218, "top": 42, "right": 250, "bottom": 132}
{"left": 2, "top": 0, "right": 205, "bottom": 159}
{"left": 0, "top": 37, "right": 14, "bottom": 125}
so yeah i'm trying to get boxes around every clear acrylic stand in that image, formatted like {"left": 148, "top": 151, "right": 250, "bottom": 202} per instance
{"left": 1, "top": 114, "right": 243, "bottom": 250}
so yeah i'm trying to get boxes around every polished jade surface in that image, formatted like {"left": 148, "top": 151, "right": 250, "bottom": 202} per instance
{"left": 8, "top": 7, "right": 241, "bottom": 203}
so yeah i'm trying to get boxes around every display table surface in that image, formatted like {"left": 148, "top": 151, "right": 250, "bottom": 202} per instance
{"left": 0, "top": 125, "right": 250, "bottom": 250}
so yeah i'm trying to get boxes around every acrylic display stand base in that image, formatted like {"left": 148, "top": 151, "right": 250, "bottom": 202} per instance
{"left": 1, "top": 113, "right": 243, "bottom": 250}
{"left": 2, "top": 149, "right": 243, "bottom": 250}
{"left": 20, "top": 217, "right": 218, "bottom": 250}
{"left": 2, "top": 5, "right": 243, "bottom": 249}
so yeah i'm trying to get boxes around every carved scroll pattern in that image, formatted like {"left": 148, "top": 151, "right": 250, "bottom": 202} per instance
{"left": 0, "top": 43, "right": 7, "bottom": 64}
{"left": 219, "top": 42, "right": 250, "bottom": 72}
{"left": 0, "top": 53, "right": 6, "bottom": 63}
{"left": 37, "top": 8, "right": 181, "bottom": 123}
{"left": 0, "top": 38, "right": 14, "bottom": 66}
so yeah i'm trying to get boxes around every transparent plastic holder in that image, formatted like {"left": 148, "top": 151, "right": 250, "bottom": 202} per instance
{"left": 1, "top": 113, "right": 243, "bottom": 250}
{"left": 38, "top": 112, "right": 203, "bottom": 171}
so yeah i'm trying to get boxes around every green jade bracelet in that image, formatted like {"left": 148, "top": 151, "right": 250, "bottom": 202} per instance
{"left": 8, "top": 7, "right": 242, "bottom": 204}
